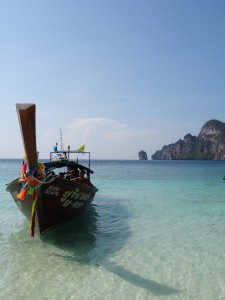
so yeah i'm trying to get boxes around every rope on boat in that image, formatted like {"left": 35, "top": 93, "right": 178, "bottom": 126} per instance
{"left": 30, "top": 173, "right": 56, "bottom": 184}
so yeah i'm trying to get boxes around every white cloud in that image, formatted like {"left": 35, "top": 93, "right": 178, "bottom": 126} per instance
{"left": 59, "top": 117, "right": 157, "bottom": 159}
{"left": 67, "top": 117, "right": 126, "bottom": 130}
{"left": 66, "top": 117, "right": 126, "bottom": 141}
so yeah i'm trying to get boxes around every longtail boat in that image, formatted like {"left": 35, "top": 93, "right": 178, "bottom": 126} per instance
{"left": 6, "top": 103, "right": 98, "bottom": 236}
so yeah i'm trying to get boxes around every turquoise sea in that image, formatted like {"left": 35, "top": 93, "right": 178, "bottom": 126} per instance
{"left": 1, "top": 159, "right": 225, "bottom": 300}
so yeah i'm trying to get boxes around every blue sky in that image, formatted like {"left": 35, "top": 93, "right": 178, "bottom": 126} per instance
{"left": 1, "top": 0, "right": 225, "bottom": 159}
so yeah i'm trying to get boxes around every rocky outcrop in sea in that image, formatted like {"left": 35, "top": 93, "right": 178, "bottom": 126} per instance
{"left": 151, "top": 119, "right": 225, "bottom": 160}
{"left": 138, "top": 150, "right": 148, "bottom": 160}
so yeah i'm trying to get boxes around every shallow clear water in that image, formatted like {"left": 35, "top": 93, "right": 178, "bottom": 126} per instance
{"left": 1, "top": 159, "right": 225, "bottom": 299}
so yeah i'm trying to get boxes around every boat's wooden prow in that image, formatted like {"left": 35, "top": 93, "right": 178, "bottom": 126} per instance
{"left": 16, "top": 103, "right": 37, "bottom": 170}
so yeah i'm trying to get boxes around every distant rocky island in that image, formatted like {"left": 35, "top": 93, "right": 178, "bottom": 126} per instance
{"left": 138, "top": 150, "right": 148, "bottom": 160}
{"left": 151, "top": 119, "right": 225, "bottom": 160}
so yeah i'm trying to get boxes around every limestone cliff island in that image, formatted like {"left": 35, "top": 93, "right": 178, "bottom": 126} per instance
{"left": 138, "top": 150, "right": 148, "bottom": 160}
{"left": 151, "top": 119, "right": 225, "bottom": 160}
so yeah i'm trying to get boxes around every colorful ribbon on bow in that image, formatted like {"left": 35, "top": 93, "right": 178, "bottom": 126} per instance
{"left": 18, "top": 162, "right": 46, "bottom": 237}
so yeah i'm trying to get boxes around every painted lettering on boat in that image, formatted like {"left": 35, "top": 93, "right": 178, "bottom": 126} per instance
{"left": 13, "top": 192, "right": 22, "bottom": 208}
{"left": 60, "top": 189, "right": 90, "bottom": 207}
{"left": 43, "top": 186, "right": 90, "bottom": 209}
{"left": 60, "top": 188, "right": 90, "bottom": 203}
{"left": 62, "top": 200, "right": 84, "bottom": 209}
{"left": 44, "top": 185, "right": 60, "bottom": 196}
{"left": 13, "top": 191, "right": 19, "bottom": 200}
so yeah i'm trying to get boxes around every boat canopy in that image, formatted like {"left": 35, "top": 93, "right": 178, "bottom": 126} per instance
{"left": 44, "top": 160, "right": 94, "bottom": 174}
{"left": 47, "top": 150, "right": 94, "bottom": 174}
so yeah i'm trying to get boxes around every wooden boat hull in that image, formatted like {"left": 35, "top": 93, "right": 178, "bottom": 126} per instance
{"left": 6, "top": 177, "right": 98, "bottom": 234}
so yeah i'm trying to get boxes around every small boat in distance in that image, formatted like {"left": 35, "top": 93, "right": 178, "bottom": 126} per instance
{"left": 6, "top": 103, "right": 98, "bottom": 236}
